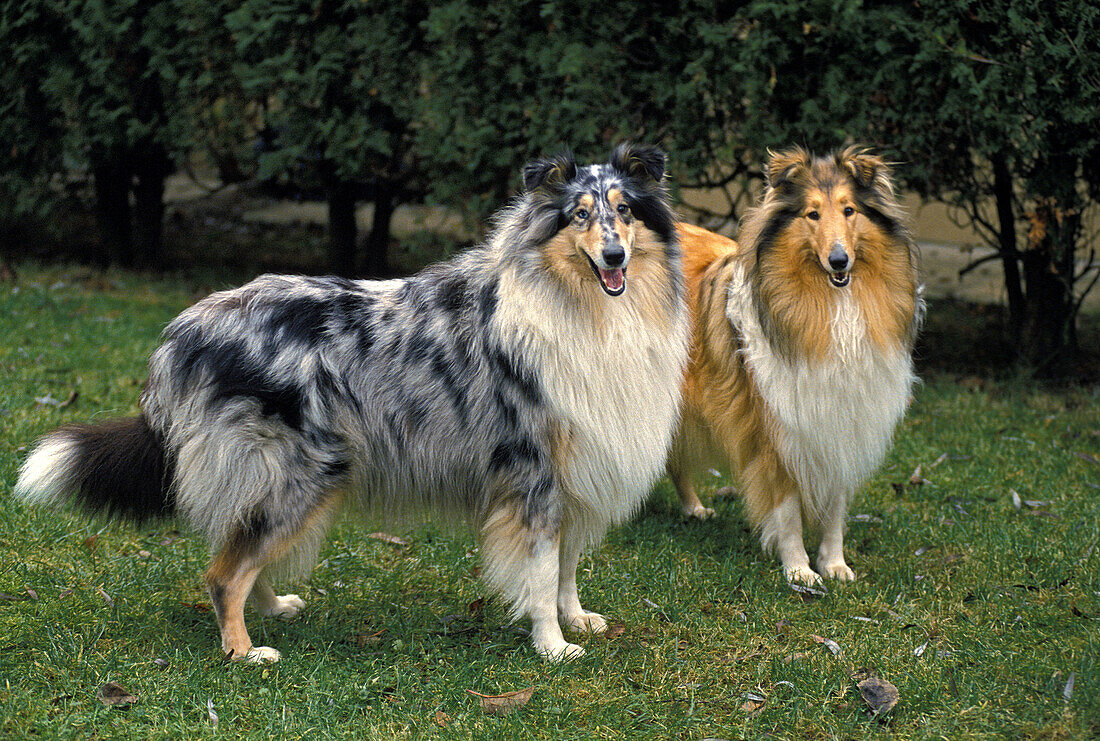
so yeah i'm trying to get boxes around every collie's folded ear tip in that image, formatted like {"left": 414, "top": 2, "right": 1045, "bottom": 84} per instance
{"left": 610, "top": 142, "right": 667, "bottom": 184}
{"left": 764, "top": 146, "right": 811, "bottom": 189}
{"left": 522, "top": 150, "right": 578, "bottom": 192}
{"left": 836, "top": 145, "right": 891, "bottom": 188}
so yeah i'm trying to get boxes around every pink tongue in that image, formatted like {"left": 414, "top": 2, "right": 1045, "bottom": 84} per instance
{"left": 600, "top": 268, "right": 624, "bottom": 292}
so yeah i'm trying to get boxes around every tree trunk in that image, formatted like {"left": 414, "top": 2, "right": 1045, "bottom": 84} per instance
{"left": 992, "top": 153, "right": 1024, "bottom": 340}
{"left": 363, "top": 187, "right": 396, "bottom": 278}
{"left": 92, "top": 159, "right": 133, "bottom": 268}
{"left": 1020, "top": 203, "right": 1077, "bottom": 377}
{"left": 327, "top": 180, "right": 358, "bottom": 277}
{"left": 133, "top": 146, "right": 173, "bottom": 269}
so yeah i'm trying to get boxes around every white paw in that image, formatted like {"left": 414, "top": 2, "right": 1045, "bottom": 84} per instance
{"left": 785, "top": 564, "right": 823, "bottom": 586}
{"left": 260, "top": 594, "right": 306, "bottom": 619}
{"left": 819, "top": 562, "right": 856, "bottom": 581}
{"left": 682, "top": 504, "right": 716, "bottom": 520}
{"left": 563, "top": 611, "right": 608, "bottom": 634}
{"left": 536, "top": 640, "right": 586, "bottom": 663}
{"left": 241, "top": 646, "right": 282, "bottom": 664}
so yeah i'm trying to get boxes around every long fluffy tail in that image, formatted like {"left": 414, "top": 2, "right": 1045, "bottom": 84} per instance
{"left": 14, "top": 416, "right": 174, "bottom": 522}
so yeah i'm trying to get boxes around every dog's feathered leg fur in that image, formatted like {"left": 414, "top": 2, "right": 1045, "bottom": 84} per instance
{"left": 479, "top": 502, "right": 584, "bottom": 661}
{"left": 556, "top": 513, "right": 608, "bottom": 635}
{"left": 816, "top": 492, "right": 855, "bottom": 580}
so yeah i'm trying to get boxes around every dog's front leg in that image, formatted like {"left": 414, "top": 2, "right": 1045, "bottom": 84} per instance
{"left": 766, "top": 494, "right": 821, "bottom": 585}
{"left": 816, "top": 492, "right": 856, "bottom": 581}
{"left": 481, "top": 505, "right": 584, "bottom": 662}
{"left": 525, "top": 533, "right": 585, "bottom": 661}
{"left": 557, "top": 515, "right": 607, "bottom": 635}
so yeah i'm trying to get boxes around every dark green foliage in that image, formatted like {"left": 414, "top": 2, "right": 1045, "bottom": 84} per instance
{"left": 225, "top": 0, "right": 430, "bottom": 276}
{"left": 0, "top": 0, "right": 1096, "bottom": 368}
{"left": 861, "top": 0, "right": 1100, "bottom": 373}
{"left": 1, "top": 0, "right": 184, "bottom": 268}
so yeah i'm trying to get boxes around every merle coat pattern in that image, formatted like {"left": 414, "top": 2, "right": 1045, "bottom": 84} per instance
{"left": 15, "top": 144, "right": 689, "bottom": 663}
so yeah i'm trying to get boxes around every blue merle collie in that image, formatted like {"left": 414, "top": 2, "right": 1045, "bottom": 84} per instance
{"left": 15, "top": 144, "right": 689, "bottom": 663}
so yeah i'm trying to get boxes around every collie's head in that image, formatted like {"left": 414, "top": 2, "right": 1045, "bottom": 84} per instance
{"left": 503, "top": 143, "right": 678, "bottom": 300}
{"left": 739, "top": 146, "right": 920, "bottom": 358}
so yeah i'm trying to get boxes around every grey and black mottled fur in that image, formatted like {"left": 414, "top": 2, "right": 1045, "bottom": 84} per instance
{"left": 15, "top": 144, "right": 690, "bottom": 663}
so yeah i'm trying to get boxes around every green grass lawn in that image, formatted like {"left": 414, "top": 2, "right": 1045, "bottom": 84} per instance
{"left": 1, "top": 262, "right": 1097, "bottom": 739}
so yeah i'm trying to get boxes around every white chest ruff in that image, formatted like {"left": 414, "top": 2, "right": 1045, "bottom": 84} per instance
{"left": 497, "top": 271, "right": 689, "bottom": 526}
{"left": 726, "top": 266, "right": 914, "bottom": 515}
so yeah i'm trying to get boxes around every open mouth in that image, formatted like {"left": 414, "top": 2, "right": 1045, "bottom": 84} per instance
{"left": 585, "top": 254, "right": 627, "bottom": 296}
{"left": 829, "top": 271, "right": 850, "bottom": 288}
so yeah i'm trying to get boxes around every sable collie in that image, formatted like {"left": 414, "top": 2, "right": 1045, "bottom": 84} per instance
{"left": 15, "top": 144, "right": 689, "bottom": 662}
{"left": 667, "top": 146, "right": 921, "bottom": 584}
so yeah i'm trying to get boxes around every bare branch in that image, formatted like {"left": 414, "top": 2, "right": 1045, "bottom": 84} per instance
{"left": 958, "top": 251, "right": 1004, "bottom": 278}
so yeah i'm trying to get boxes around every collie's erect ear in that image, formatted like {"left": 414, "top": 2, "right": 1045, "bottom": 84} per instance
{"left": 764, "top": 147, "right": 811, "bottom": 190}
{"left": 836, "top": 146, "right": 890, "bottom": 191}
{"left": 522, "top": 151, "right": 577, "bottom": 192}
{"left": 610, "top": 143, "right": 667, "bottom": 185}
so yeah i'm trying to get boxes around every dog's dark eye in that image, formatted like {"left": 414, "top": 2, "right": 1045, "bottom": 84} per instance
{"left": 575, "top": 208, "right": 589, "bottom": 221}
{"left": 844, "top": 206, "right": 855, "bottom": 217}
{"left": 807, "top": 211, "right": 821, "bottom": 221}
{"left": 617, "top": 203, "right": 630, "bottom": 216}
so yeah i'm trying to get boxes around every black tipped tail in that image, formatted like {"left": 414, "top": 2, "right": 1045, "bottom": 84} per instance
{"left": 14, "top": 416, "right": 175, "bottom": 523}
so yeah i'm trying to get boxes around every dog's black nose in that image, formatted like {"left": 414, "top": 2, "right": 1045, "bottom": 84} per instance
{"left": 602, "top": 244, "right": 626, "bottom": 267}
{"left": 828, "top": 245, "right": 850, "bottom": 271}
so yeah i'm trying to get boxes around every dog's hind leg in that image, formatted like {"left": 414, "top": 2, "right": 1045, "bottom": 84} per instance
{"left": 247, "top": 499, "right": 339, "bottom": 619}
{"left": 249, "top": 581, "right": 306, "bottom": 619}
{"left": 481, "top": 503, "right": 584, "bottom": 662}
{"left": 816, "top": 492, "right": 856, "bottom": 581}
{"left": 206, "top": 494, "right": 342, "bottom": 663}
{"left": 667, "top": 428, "right": 715, "bottom": 520}
{"left": 669, "top": 463, "right": 716, "bottom": 520}
{"left": 206, "top": 540, "right": 278, "bottom": 663}
{"left": 557, "top": 513, "right": 607, "bottom": 635}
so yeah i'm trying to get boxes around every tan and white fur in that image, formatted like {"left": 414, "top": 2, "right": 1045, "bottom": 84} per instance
{"left": 668, "top": 146, "right": 921, "bottom": 584}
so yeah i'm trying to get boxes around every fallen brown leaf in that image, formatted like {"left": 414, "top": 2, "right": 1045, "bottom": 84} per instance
{"left": 368, "top": 532, "right": 410, "bottom": 547}
{"left": 603, "top": 624, "right": 627, "bottom": 639}
{"left": 83, "top": 535, "right": 98, "bottom": 551}
{"left": 352, "top": 629, "right": 386, "bottom": 648}
{"left": 97, "top": 681, "right": 137, "bottom": 707}
{"left": 740, "top": 698, "right": 765, "bottom": 713}
{"left": 858, "top": 677, "right": 899, "bottom": 715}
{"left": 433, "top": 710, "right": 451, "bottom": 727}
{"left": 812, "top": 634, "right": 843, "bottom": 656}
{"left": 467, "top": 686, "right": 536, "bottom": 716}
{"left": 783, "top": 651, "right": 810, "bottom": 664}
